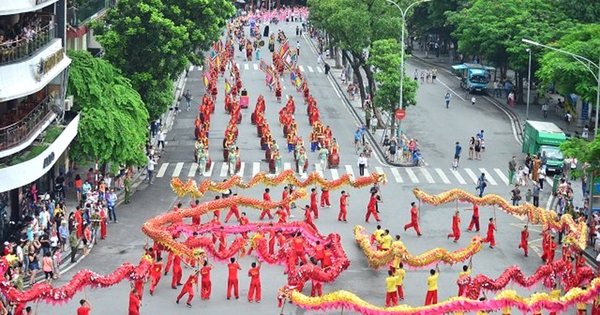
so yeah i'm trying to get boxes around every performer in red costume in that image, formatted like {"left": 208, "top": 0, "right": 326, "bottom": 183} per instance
{"left": 226, "top": 257, "right": 242, "bottom": 300}
{"left": 176, "top": 270, "right": 200, "bottom": 307}
{"left": 403, "top": 202, "right": 421, "bottom": 235}
{"left": 304, "top": 205, "right": 318, "bottom": 231}
{"left": 338, "top": 191, "right": 349, "bottom": 222}
{"left": 482, "top": 218, "right": 497, "bottom": 249}
{"left": 365, "top": 192, "right": 381, "bottom": 223}
{"left": 447, "top": 210, "right": 461, "bottom": 242}
{"left": 200, "top": 259, "right": 213, "bottom": 300}
{"left": 260, "top": 188, "right": 274, "bottom": 220}
{"left": 310, "top": 188, "right": 319, "bottom": 219}
{"left": 149, "top": 257, "right": 163, "bottom": 295}
{"left": 247, "top": 260, "right": 262, "bottom": 302}
{"left": 320, "top": 187, "right": 331, "bottom": 208}
{"left": 128, "top": 284, "right": 142, "bottom": 315}
{"left": 518, "top": 225, "right": 529, "bottom": 257}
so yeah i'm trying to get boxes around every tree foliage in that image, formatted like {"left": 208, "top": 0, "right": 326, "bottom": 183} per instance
{"left": 93, "top": 0, "right": 234, "bottom": 119}
{"left": 367, "top": 39, "right": 417, "bottom": 111}
{"left": 551, "top": 0, "right": 600, "bottom": 24}
{"left": 447, "top": 0, "right": 570, "bottom": 75}
{"left": 67, "top": 50, "right": 149, "bottom": 167}
{"left": 537, "top": 24, "right": 600, "bottom": 103}
{"left": 410, "top": 0, "right": 467, "bottom": 43}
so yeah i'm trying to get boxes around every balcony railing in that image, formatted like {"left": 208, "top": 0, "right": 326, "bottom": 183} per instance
{"left": 0, "top": 96, "right": 53, "bottom": 151}
{"left": 0, "top": 24, "right": 56, "bottom": 66}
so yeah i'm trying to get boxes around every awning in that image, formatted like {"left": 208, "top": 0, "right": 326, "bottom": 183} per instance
{"left": 451, "top": 64, "right": 468, "bottom": 71}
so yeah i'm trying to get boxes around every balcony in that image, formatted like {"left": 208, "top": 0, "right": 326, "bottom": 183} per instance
{"left": 0, "top": 114, "right": 80, "bottom": 193}
{"left": 68, "top": 0, "right": 114, "bottom": 27}
{"left": 0, "top": 0, "right": 59, "bottom": 16}
{"left": 0, "top": 96, "right": 56, "bottom": 158}
{"left": 0, "top": 24, "right": 56, "bottom": 66}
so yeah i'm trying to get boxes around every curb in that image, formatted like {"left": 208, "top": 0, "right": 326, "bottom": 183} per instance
{"left": 30, "top": 69, "right": 189, "bottom": 283}
{"left": 303, "top": 36, "right": 414, "bottom": 167}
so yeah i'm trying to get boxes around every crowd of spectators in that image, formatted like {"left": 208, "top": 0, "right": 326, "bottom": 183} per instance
{"left": 0, "top": 14, "right": 50, "bottom": 57}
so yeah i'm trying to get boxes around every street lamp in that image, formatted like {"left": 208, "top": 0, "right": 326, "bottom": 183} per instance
{"left": 526, "top": 48, "right": 532, "bottom": 120}
{"left": 522, "top": 38, "right": 600, "bottom": 138}
{"left": 385, "top": 0, "right": 431, "bottom": 139}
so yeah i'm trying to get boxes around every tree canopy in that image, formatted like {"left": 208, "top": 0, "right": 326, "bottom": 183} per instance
{"left": 93, "top": 0, "right": 235, "bottom": 119}
{"left": 536, "top": 24, "right": 600, "bottom": 104}
{"left": 67, "top": 50, "right": 150, "bottom": 168}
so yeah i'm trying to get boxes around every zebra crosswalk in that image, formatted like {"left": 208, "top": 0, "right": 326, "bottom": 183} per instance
{"left": 154, "top": 161, "right": 512, "bottom": 186}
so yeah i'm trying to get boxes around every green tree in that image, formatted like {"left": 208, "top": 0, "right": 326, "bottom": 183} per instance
{"left": 67, "top": 50, "right": 150, "bottom": 168}
{"left": 367, "top": 39, "right": 417, "bottom": 133}
{"left": 552, "top": 0, "right": 600, "bottom": 23}
{"left": 447, "top": 0, "right": 570, "bottom": 103}
{"left": 537, "top": 24, "right": 600, "bottom": 105}
{"left": 93, "top": 0, "right": 234, "bottom": 119}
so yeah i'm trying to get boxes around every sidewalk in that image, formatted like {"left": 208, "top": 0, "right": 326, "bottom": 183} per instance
{"left": 22, "top": 70, "right": 186, "bottom": 287}
{"left": 409, "top": 48, "right": 598, "bottom": 267}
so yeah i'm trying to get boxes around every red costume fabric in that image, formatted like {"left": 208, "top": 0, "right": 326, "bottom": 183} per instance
{"left": 518, "top": 229, "right": 529, "bottom": 256}
{"left": 176, "top": 273, "right": 198, "bottom": 304}
{"left": 403, "top": 206, "right": 421, "bottom": 235}
{"left": 201, "top": 265, "right": 213, "bottom": 300}
{"left": 227, "top": 262, "right": 241, "bottom": 299}
{"left": 247, "top": 265, "right": 262, "bottom": 302}
{"left": 365, "top": 195, "right": 380, "bottom": 222}
{"left": 338, "top": 194, "right": 348, "bottom": 221}
{"left": 483, "top": 222, "right": 496, "bottom": 247}
{"left": 448, "top": 214, "right": 461, "bottom": 241}
{"left": 467, "top": 205, "right": 480, "bottom": 232}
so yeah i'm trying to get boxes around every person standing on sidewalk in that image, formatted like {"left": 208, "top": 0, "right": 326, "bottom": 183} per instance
{"left": 183, "top": 89, "right": 192, "bottom": 111}
{"left": 445, "top": 91, "right": 451, "bottom": 109}
{"left": 532, "top": 182, "right": 540, "bottom": 207}
{"left": 69, "top": 230, "right": 79, "bottom": 264}
{"left": 106, "top": 188, "right": 118, "bottom": 223}
{"left": 508, "top": 156, "right": 517, "bottom": 185}
{"left": 147, "top": 155, "right": 157, "bottom": 185}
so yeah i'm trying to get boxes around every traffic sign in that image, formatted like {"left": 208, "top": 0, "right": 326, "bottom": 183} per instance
{"left": 395, "top": 109, "right": 406, "bottom": 120}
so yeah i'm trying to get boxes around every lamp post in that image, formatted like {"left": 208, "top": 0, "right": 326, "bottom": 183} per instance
{"left": 385, "top": 0, "right": 431, "bottom": 139}
{"left": 526, "top": 48, "right": 532, "bottom": 120}
{"left": 522, "top": 38, "right": 600, "bottom": 138}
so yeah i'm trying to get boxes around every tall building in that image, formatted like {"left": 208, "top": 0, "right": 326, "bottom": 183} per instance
{"left": 0, "top": 0, "right": 76, "bottom": 241}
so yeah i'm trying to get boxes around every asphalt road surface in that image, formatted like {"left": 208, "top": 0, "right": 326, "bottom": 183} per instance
{"left": 37, "top": 20, "right": 546, "bottom": 315}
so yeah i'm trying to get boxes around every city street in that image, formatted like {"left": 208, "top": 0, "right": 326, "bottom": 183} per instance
{"left": 38, "top": 20, "right": 545, "bottom": 315}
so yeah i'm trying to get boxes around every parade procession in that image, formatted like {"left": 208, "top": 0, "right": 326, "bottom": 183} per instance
{"left": 2, "top": 2, "right": 600, "bottom": 315}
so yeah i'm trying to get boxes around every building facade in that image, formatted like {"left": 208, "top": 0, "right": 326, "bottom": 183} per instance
{"left": 0, "top": 0, "right": 76, "bottom": 241}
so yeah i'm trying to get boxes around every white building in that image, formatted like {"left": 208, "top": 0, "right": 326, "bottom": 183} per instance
{"left": 0, "top": 0, "right": 76, "bottom": 241}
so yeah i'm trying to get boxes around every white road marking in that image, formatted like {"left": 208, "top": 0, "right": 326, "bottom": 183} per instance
{"left": 363, "top": 168, "right": 370, "bottom": 177}
{"left": 375, "top": 167, "right": 384, "bottom": 176}
{"left": 450, "top": 168, "right": 467, "bottom": 184}
{"left": 188, "top": 163, "right": 198, "bottom": 177}
{"left": 244, "top": 64, "right": 249, "bottom": 70}
{"left": 479, "top": 168, "right": 497, "bottom": 186}
{"left": 219, "top": 162, "right": 229, "bottom": 177}
{"left": 237, "top": 162, "right": 245, "bottom": 176}
{"left": 253, "top": 64, "right": 258, "bottom": 70}
{"left": 252, "top": 162, "right": 261, "bottom": 177}
{"left": 284, "top": 162, "right": 291, "bottom": 170}
{"left": 156, "top": 163, "right": 169, "bottom": 178}
{"left": 435, "top": 168, "right": 451, "bottom": 184}
{"left": 390, "top": 168, "right": 403, "bottom": 183}
{"left": 494, "top": 168, "right": 510, "bottom": 185}
{"left": 345, "top": 165, "right": 355, "bottom": 179}
{"left": 299, "top": 65, "right": 305, "bottom": 72}
{"left": 436, "top": 78, "right": 466, "bottom": 102}
{"left": 235, "top": 64, "right": 240, "bottom": 69}
{"left": 464, "top": 168, "right": 479, "bottom": 184}
{"left": 405, "top": 168, "right": 419, "bottom": 183}
{"left": 421, "top": 168, "right": 435, "bottom": 184}
{"left": 173, "top": 162, "right": 184, "bottom": 177}
{"left": 307, "top": 66, "right": 314, "bottom": 72}
{"left": 331, "top": 168, "right": 339, "bottom": 180}
{"left": 203, "top": 162, "right": 214, "bottom": 177}
{"left": 316, "top": 66, "right": 323, "bottom": 73}
{"left": 315, "top": 163, "right": 324, "bottom": 177}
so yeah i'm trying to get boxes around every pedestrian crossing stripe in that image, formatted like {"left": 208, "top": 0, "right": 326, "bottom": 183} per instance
{"left": 234, "top": 63, "right": 321, "bottom": 73}
{"left": 154, "top": 162, "right": 512, "bottom": 186}
{"left": 464, "top": 168, "right": 479, "bottom": 184}
{"left": 480, "top": 168, "right": 497, "bottom": 186}
{"left": 316, "top": 67, "right": 323, "bottom": 73}
{"left": 244, "top": 64, "right": 249, "bottom": 70}
{"left": 253, "top": 64, "right": 259, "bottom": 70}
{"left": 435, "top": 168, "right": 451, "bottom": 184}
{"left": 405, "top": 168, "right": 419, "bottom": 183}
{"left": 307, "top": 66, "right": 314, "bottom": 72}
{"left": 449, "top": 168, "right": 466, "bottom": 185}
{"left": 299, "top": 65, "right": 305, "bottom": 72}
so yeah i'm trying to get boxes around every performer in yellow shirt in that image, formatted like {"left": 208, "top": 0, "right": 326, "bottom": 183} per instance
{"left": 424, "top": 265, "right": 440, "bottom": 306}
{"left": 380, "top": 230, "right": 393, "bottom": 250}
{"left": 385, "top": 270, "right": 399, "bottom": 307}
{"left": 395, "top": 262, "right": 406, "bottom": 301}
{"left": 457, "top": 259, "right": 472, "bottom": 297}
{"left": 371, "top": 225, "right": 385, "bottom": 250}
